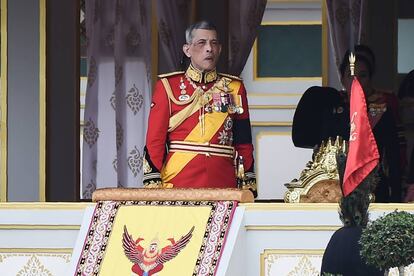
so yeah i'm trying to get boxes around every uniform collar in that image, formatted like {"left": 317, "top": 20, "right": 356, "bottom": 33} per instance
{"left": 185, "top": 63, "right": 217, "bottom": 83}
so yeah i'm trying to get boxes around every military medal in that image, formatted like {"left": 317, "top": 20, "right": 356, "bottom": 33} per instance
{"left": 179, "top": 94, "right": 190, "bottom": 101}
{"left": 204, "top": 104, "right": 213, "bottom": 113}
{"left": 235, "top": 95, "right": 244, "bottom": 114}
{"left": 227, "top": 94, "right": 236, "bottom": 114}
{"left": 220, "top": 92, "right": 229, "bottom": 113}
{"left": 224, "top": 117, "right": 233, "bottom": 130}
{"left": 179, "top": 77, "right": 187, "bottom": 94}
{"left": 212, "top": 93, "right": 221, "bottom": 111}
{"left": 178, "top": 77, "right": 190, "bottom": 101}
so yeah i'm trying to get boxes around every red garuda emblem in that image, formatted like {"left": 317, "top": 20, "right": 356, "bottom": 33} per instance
{"left": 122, "top": 225, "right": 194, "bottom": 275}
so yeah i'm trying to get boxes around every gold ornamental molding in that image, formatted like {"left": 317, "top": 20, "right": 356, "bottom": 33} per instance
{"left": 39, "top": 0, "right": 46, "bottom": 202}
{"left": 255, "top": 132, "right": 292, "bottom": 199}
{"left": 0, "top": 224, "right": 81, "bottom": 230}
{"left": 262, "top": 249, "right": 325, "bottom": 255}
{"left": 0, "top": 202, "right": 95, "bottom": 209}
{"left": 241, "top": 202, "right": 339, "bottom": 211}
{"left": 256, "top": 131, "right": 291, "bottom": 137}
{"left": 151, "top": 0, "right": 158, "bottom": 88}
{"left": 260, "top": 249, "right": 324, "bottom": 276}
{"left": 253, "top": 17, "right": 327, "bottom": 83}
{"left": 246, "top": 225, "right": 340, "bottom": 231}
{"left": 253, "top": 38, "right": 322, "bottom": 82}
{"left": 251, "top": 121, "right": 292, "bottom": 127}
{"left": 367, "top": 203, "right": 414, "bottom": 211}
{"left": 241, "top": 202, "right": 414, "bottom": 211}
{"left": 261, "top": 21, "right": 322, "bottom": 26}
{"left": 248, "top": 93, "right": 303, "bottom": 97}
{"left": 0, "top": 0, "right": 8, "bottom": 202}
{"left": 0, "top": 248, "right": 73, "bottom": 254}
{"left": 252, "top": 77, "right": 322, "bottom": 82}
{"left": 249, "top": 105, "right": 297, "bottom": 110}
{"left": 321, "top": 0, "right": 328, "bottom": 86}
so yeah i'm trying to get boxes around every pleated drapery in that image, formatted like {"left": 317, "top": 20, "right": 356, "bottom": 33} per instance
{"left": 326, "top": 0, "right": 368, "bottom": 78}
{"left": 82, "top": 0, "right": 151, "bottom": 198}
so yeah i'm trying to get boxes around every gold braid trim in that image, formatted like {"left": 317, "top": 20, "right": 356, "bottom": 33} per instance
{"left": 157, "top": 71, "right": 184, "bottom": 78}
{"left": 167, "top": 93, "right": 205, "bottom": 133}
{"left": 161, "top": 78, "right": 199, "bottom": 106}
{"left": 162, "top": 77, "right": 220, "bottom": 133}
{"left": 161, "top": 78, "right": 204, "bottom": 132}
{"left": 162, "top": 77, "right": 235, "bottom": 133}
{"left": 186, "top": 64, "right": 217, "bottom": 83}
{"left": 218, "top": 72, "right": 242, "bottom": 81}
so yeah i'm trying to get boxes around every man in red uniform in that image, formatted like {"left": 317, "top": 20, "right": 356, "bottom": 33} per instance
{"left": 143, "top": 21, "right": 256, "bottom": 196}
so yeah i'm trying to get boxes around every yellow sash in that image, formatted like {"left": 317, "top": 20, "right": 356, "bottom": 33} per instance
{"left": 161, "top": 80, "right": 241, "bottom": 185}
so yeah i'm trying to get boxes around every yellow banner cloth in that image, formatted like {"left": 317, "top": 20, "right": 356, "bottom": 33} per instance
{"left": 99, "top": 205, "right": 212, "bottom": 275}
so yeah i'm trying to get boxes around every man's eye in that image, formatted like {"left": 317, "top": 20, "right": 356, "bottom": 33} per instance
{"left": 196, "top": 41, "right": 206, "bottom": 46}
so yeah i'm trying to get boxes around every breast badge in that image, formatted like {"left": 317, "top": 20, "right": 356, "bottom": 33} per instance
{"left": 179, "top": 77, "right": 190, "bottom": 101}
{"left": 179, "top": 94, "right": 190, "bottom": 101}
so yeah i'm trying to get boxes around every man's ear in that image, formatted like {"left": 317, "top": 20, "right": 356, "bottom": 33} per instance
{"left": 183, "top": 44, "right": 191, "bottom": 58}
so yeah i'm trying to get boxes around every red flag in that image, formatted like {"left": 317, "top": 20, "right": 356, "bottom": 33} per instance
{"left": 343, "top": 78, "right": 380, "bottom": 196}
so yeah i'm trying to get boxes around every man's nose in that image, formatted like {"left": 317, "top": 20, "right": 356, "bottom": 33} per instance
{"left": 205, "top": 42, "right": 213, "bottom": 52}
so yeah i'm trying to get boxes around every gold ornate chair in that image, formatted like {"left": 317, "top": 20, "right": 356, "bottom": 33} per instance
{"left": 284, "top": 137, "right": 347, "bottom": 203}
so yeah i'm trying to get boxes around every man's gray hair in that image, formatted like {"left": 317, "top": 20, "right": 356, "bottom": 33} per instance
{"left": 185, "top": 21, "right": 217, "bottom": 44}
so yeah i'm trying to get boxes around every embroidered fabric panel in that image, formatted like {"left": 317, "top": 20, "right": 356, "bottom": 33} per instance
{"left": 74, "top": 200, "right": 237, "bottom": 275}
{"left": 194, "top": 201, "right": 235, "bottom": 276}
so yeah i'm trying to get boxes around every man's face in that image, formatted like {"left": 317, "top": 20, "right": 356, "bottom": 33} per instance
{"left": 183, "top": 29, "right": 221, "bottom": 72}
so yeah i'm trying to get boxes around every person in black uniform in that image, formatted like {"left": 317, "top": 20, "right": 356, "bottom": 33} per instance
{"left": 293, "top": 50, "right": 402, "bottom": 202}
{"left": 340, "top": 50, "right": 401, "bottom": 202}
{"left": 321, "top": 225, "right": 383, "bottom": 276}
{"left": 292, "top": 86, "right": 349, "bottom": 149}
{"left": 320, "top": 138, "right": 383, "bottom": 276}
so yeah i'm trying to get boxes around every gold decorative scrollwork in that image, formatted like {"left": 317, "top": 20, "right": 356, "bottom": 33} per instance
{"left": 284, "top": 137, "right": 347, "bottom": 203}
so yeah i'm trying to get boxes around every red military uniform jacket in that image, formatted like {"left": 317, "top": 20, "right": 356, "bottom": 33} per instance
{"left": 143, "top": 64, "right": 256, "bottom": 194}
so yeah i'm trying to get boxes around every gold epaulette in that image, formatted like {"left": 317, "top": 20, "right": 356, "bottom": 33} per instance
{"left": 157, "top": 71, "right": 184, "bottom": 78}
{"left": 218, "top": 72, "right": 242, "bottom": 81}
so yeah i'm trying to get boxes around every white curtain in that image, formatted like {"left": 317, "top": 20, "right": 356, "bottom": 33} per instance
{"left": 82, "top": 0, "right": 151, "bottom": 198}
{"left": 326, "top": 0, "right": 368, "bottom": 76}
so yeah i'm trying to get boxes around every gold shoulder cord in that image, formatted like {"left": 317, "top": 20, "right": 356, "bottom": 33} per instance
{"left": 160, "top": 78, "right": 205, "bottom": 132}
{"left": 158, "top": 71, "right": 185, "bottom": 78}
{"left": 161, "top": 78, "right": 199, "bottom": 106}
